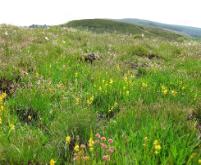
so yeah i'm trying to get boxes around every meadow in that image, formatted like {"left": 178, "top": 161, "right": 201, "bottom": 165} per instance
{"left": 0, "top": 24, "right": 201, "bottom": 164}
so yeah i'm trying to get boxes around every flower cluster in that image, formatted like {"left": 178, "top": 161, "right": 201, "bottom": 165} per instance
{"left": 143, "top": 136, "right": 148, "bottom": 148}
{"left": 95, "top": 133, "right": 115, "bottom": 162}
{"left": 64, "top": 133, "right": 115, "bottom": 163}
{"left": 108, "top": 102, "right": 118, "bottom": 114}
{"left": 65, "top": 135, "right": 90, "bottom": 162}
{"left": 87, "top": 96, "right": 94, "bottom": 105}
{"left": 161, "top": 85, "right": 168, "bottom": 96}
{"left": 153, "top": 140, "right": 161, "bottom": 155}
{"left": 161, "top": 85, "right": 177, "bottom": 97}
{"left": 0, "top": 92, "right": 7, "bottom": 125}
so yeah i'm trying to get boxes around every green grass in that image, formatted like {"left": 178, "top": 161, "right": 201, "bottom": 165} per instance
{"left": 0, "top": 24, "right": 201, "bottom": 164}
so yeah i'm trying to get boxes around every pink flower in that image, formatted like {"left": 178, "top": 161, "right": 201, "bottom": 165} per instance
{"left": 102, "top": 155, "right": 110, "bottom": 161}
{"left": 95, "top": 133, "right": 101, "bottom": 138}
{"left": 108, "top": 147, "right": 115, "bottom": 154}
{"left": 101, "top": 136, "right": 106, "bottom": 141}
{"left": 108, "top": 138, "right": 113, "bottom": 144}
{"left": 101, "top": 143, "right": 107, "bottom": 149}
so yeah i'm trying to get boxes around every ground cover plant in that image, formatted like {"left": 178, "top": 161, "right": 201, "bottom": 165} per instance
{"left": 0, "top": 23, "right": 201, "bottom": 164}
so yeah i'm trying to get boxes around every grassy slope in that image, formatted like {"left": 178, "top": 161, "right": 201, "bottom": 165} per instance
{"left": 65, "top": 19, "right": 183, "bottom": 40}
{"left": 0, "top": 24, "right": 201, "bottom": 164}
{"left": 117, "top": 18, "right": 201, "bottom": 38}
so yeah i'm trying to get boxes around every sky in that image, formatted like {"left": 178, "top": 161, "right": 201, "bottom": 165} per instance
{"left": 0, "top": 0, "right": 201, "bottom": 28}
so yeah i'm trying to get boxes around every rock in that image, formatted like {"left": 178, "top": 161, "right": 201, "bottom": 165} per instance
{"left": 84, "top": 53, "right": 99, "bottom": 64}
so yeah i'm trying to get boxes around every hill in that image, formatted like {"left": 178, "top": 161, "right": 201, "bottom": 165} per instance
{"left": 65, "top": 19, "right": 183, "bottom": 40}
{"left": 117, "top": 18, "right": 201, "bottom": 38}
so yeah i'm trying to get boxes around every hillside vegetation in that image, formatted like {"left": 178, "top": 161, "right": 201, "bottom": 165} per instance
{"left": 0, "top": 23, "right": 201, "bottom": 164}
{"left": 118, "top": 18, "right": 201, "bottom": 38}
{"left": 65, "top": 19, "right": 183, "bottom": 40}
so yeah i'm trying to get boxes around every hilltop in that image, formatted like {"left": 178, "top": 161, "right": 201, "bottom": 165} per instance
{"left": 65, "top": 19, "right": 183, "bottom": 40}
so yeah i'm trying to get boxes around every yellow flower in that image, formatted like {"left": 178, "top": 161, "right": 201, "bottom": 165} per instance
{"left": 153, "top": 140, "right": 159, "bottom": 145}
{"left": 171, "top": 90, "right": 177, "bottom": 97}
{"left": 1, "top": 92, "right": 7, "bottom": 99}
{"left": 161, "top": 85, "right": 168, "bottom": 95}
{"left": 87, "top": 96, "right": 94, "bottom": 105}
{"left": 88, "top": 137, "right": 94, "bottom": 147}
{"left": 66, "top": 136, "right": 71, "bottom": 144}
{"left": 88, "top": 137, "right": 94, "bottom": 152}
{"left": 123, "top": 76, "right": 128, "bottom": 82}
{"left": 0, "top": 105, "right": 4, "bottom": 112}
{"left": 198, "top": 159, "right": 201, "bottom": 164}
{"left": 50, "top": 159, "right": 56, "bottom": 165}
{"left": 75, "top": 97, "right": 80, "bottom": 105}
{"left": 109, "top": 79, "right": 114, "bottom": 84}
{"left": 153, "top": 139, "right": 161, "bottom": 154}
{"left": 155, "top": 144, "right": 161, "bottom": 150}
{"left": 0, "top": 117, "right": 2, "bottom": 125}
{"left": 74, "top": 144, "right": 80, "bottom": 152}
{"left": 82, "top": 156, "right": 90, "bottom": 161}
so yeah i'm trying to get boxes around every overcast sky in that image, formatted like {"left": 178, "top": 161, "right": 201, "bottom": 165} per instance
{"left": 0, "top": 0, "right": 201, "bottom": 28}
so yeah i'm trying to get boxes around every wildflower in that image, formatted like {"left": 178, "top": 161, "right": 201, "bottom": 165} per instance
{"left": 87, "top": 96, "right": 94, "bottom": 105}
{"left": 82, "top": 156, "right": 90, "bottom": 161}
{"left": 74, "top": 144, "right": 80, "bottom": 152}
{"left": 28, "top": 115, "right": 32, "bottom": 121}
{"left": 123, "top": 76, "right": 128, "bottom": 82}
{"left": 45, "top": 36, "right": 49, "bottom": 41}
{"left": 161, "top": 85, "right": 168, "bottom": 95}
{"left": 0, "top": 92, "right": 7, "bottom": 101}
{"left": 108, "top": 139, "right": 113, "bottom": 144}
{"left": 108, "top": 147, "right": 115, "bottom": 154}
{"left": 0, "top": 105, "right": 4, "bottom": 112}
{"left": 153, "top": 140, "right": 161, "bottom": 155}
{"left": 101, "top": 143, "right": 107, "bottom": 149}
{"left": 66, "top": 136, "right": 71, "bottom": 144}
{"left": 95, "top": 133, "right": 101, "bottom": 139}
{"left": 102, "top": 155, "right": 110, "bottom": 161}
{"left": 88, "top": 137, "right": 94, "bottom": 152}
{"left": 75, "top": 97, "right": 80, "bottom": 105}
{"left": 171, "top": 90, "right": 177, "bottom": 97}
{"left": 0, "top": 117, "right": 2, "bottom": 125}
{"left": 50, "top": 159, "right": 55, "bottom": 165}
{"left": 198, "top": 159, "right": 201, "bottom": 164}
{"left": 5, "top": 31, "right": 8, "bottom": 36}
{"left": 143, "top": 136, "right": 148, "bottom": 147}
{"left": 109, "top": 79, "right": 114, "bottom": 84}
{"left": 101, "top": 136, "right": 106, "bottom": 141}
{"left": 80, "top": 144, "right": 86, "bottom": 149}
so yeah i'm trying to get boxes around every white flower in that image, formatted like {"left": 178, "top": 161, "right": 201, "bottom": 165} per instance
{"left": 45, "top": 37, "right": 49, "bottom": 41}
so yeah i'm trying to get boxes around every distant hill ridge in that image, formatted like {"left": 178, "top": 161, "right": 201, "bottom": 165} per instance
{"left": 117, "top": 18, "right": 201, "bottom": 38}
